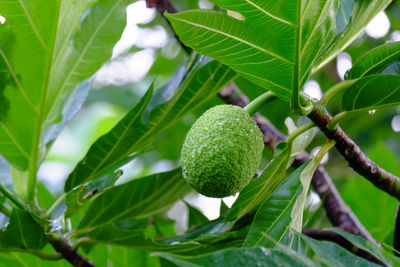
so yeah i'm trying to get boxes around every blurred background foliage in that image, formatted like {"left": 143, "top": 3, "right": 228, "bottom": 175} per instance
{"left": 1, "top": 1, "right": 399, "bottom": 263}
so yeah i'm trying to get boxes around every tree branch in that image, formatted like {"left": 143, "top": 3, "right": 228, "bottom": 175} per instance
{"left": 303, "top": 229, "right": 383, "bottom": 265}
{"left": 48, "top": 234, "right": 95, "bottom": 267}
{"left": 219, "top": 84, "right": 376, "bottom": 243}
{"left": 309, "top": 103, "right": 400, "bottom": 200}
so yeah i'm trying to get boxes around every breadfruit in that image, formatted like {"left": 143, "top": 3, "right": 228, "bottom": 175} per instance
{"left": 181, "top": 105, "right": 264, "bottom": 198}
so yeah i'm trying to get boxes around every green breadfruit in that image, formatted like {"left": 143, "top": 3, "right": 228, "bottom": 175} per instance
{"left": 181, "top": 104, "right": 264, "bottom": 198}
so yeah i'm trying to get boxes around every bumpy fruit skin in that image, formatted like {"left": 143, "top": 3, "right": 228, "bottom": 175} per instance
{"left": 181, "top": 105, "right": 264, "bottom": 198}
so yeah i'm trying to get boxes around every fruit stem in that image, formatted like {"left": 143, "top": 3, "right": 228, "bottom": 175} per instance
{"left": 244, "top": 91, "right": 276, "bottom": 116}
{"left": 287, "top": 122, "right": 315, "bottom": 145}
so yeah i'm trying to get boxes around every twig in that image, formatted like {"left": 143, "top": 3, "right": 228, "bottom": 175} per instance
{"left": 303, "top": 229, "right": 383, "bottom": 265}
{"left": 48, "top": 234, "right": 95, "bottom": 267}
{"left": 309, "top": 103, "right": 400, "bottom": 200}
{"left": 218, "top": 84, "right": 376, "bottom": 243}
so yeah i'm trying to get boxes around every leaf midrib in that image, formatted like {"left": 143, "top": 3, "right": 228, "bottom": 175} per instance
{"left": 359, "top": 48, "right": 400, "bottom": 78}
{"left": 80, "top": 172, "right": 182, "bottom": 229}
{"left": 234, "top": 149, "right": 290, "bottom": 221}
{"left": 44, "top": 0, "right": 125, "bottom": 127}
{"left": 252, "top": 187, "right": 300, "bottom": 247}
{"left": 17, "top": 0, "right": 48, "bottom": 51}
{"left": 170, "top": 16, "right": 294, "bottom": 66}
{"left": 244, "top": 0, "right": 295, "bottom": 27}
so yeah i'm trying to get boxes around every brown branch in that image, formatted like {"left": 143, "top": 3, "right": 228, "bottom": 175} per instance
{"left": 309, "top": 104, "right": 400, "bottom": 200}
{"left": 219, "top": 84, "right": 376, "bottom": 243}
{"left": 303, "top": 229, "right": 383, "bottom": 265}
{"left": 48, "top": 234, "right": 95, "bottom": 267}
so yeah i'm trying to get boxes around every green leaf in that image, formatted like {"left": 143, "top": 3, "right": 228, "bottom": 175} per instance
{"left": 315, "top": 0, "right": 392, "bottom": 71}
{"left": 10, "top": 167, "right": 27, "bottom": 198}
{"left": 346, "top": 41, "right": 400, "bottom": 80}
{"left": 44, "top": 0, "right": 129, "bottom": 132}
{"left": 164, "top": 217, "right": 232, "bottom": 244}
{"left": 0, "top": 0, "right": 129, "bottom": 173}
{"left": 243, "top": 161, "right": 310, "bottom": 248}
{"left": 185, "top": 202, "right": 209, "bottom": 228}
{"left": 0, "top": 0, "right": 60, "bottom": 170}
{"left": 0, "top": 209, "right": 46, "bottom": 250}
{"left": 225, "top": 142, "right": 292, "bottom": 223}
{"left": 43, "top": 78, "right": 91, "bottom": 145}
{"left": 335, "top": 0, "right": 355, "bottom": 34}
{"left": 76, "top": 218, "right": 203, "bottom": 253}
{"left": 299, "top": 233, "right": 380, "bottom": 267}
{"left": 289, "top": 155, "right": 321, "bottom": 232}
{"left": 106, "top": 246, "right": 161, "bottom": 267}
{"left": 65, "top": 56, "right": 236, "bottom": 191}
{"left": 167, "top": 0, "right": 340, "bottom": 101}
{"left": 285, "top": 118, "right": 318, "bottom": 157}
{"left": 64, "top": 169, "right": 122, "bottom": 218}
{"left": 36, "top": 183, "right": 56, "bottom": 211}
{"left": 89, "top": 245, "right": 161, "bottom": 267}
{"left": 155, "top": 246, "right": 321, "bottom": 267}
{"left": 77, "top": 169, "right": 190, "bottom": 230}
{"left": 328, "top": 227, "right": 400, "bottom": 267}
{"left": 342, "top": 74, "right": 400, "bottom": 112}
{"left": 220, "top": 201, "right": 229, "bottom": 216}
{"left": 0, "top": 252, "right": 69, "bottom": 267}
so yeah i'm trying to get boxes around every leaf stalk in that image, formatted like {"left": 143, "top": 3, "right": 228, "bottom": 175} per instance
{"left": 319, "top": 79, "right": 355, "bottom": 106}
{"left": 0, "top": 184, "right": 24, "bottom": 210}
{"left": 287, "top": 122, "right": 315, "bottom": 144}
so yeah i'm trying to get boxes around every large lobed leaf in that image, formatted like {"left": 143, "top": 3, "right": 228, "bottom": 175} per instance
{"left": 77, "top": 169, "right": 190, "bottom": 231}
{"left": 0, "top": 209, "right": 46, "bottom": 250}
{"left": 225, "top": 142, "right": 292, "bottom": 223}
{"left": 299, "top": 233, "right": 380, "bottom": 267}
{"left": 315, "top": 0, "right": 392, "bottom": 71}
{"left": 0, "top": 0, "right": 128, "bottom": 174}
{"left": 328, "top": 227, "right": 400, "bottom": 266}
{"left": 226, "top": 122, "right": 317, "bottom": 225}
{"left": 44, "top": 0, "right": 129, "bottom": 132}
{"left": 167, "top": 0, "right": 339, "bottom": 101}
{"left": 243, "top": 162, "right": 309, "bottom": 248}
{"left": 342, "top": 74, "right": 400, "bottom": 112}
{"left": 346, "top": 41, "right": 400, "bottom": 80}
{"left": 0, "top": 253, "right": 69, "bottom": 267}
{"left": 65, "top": 56, "right": 236, "bottom": 191}
{"left": 77, "top": 218, "right": 201, "bottom": 253}
{"left": 0, "top": 0, "right": 60, "bottom": 170}
{"left": 155, "top": 246, "right": 320, "bottom": 267}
